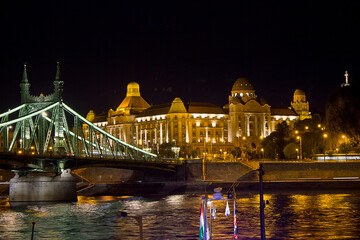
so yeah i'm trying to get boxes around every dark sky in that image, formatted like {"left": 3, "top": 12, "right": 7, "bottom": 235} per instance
{"left": 1, "top": 1, "right": 360, "bottom": 116}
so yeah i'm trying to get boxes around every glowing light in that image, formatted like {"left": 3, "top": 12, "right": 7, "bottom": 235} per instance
{"left": 324, "top": 133, "right": 328, "bottom": 138}
{"left": 196, "top": 121, "right": 200, "bottom": 127}
{"left": 305, "top": 126, "right": 309, "bottom": 130}
{"left": 242, "top": 136, "right": 246, "bottom": 140}
{"left": 295, "top": 130, "right": 299, "bottom": 134}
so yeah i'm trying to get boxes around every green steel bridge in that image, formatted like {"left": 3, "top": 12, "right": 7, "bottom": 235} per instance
{"left": 0, "top": 63, "right": 181, "bottom": 175}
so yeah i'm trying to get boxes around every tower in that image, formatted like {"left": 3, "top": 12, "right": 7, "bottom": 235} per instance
{"left": 20, "top": 63, "right": 31, "bottom": 104}
{"left": 291, "top": 89, "right": 311, "bottom": 120}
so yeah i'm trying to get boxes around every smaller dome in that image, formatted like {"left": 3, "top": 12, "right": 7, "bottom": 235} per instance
{"left": 126, "top": 82, "right": 140, "bottom": 97}
{"left": 232, "top": 78, "right": 254, "bottom": 91}
{"left": 294, "top": 89, "right": 305, "bottom": 96}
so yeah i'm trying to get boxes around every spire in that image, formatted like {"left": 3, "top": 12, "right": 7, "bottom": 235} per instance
{"left": 22, "top": 62, "right": 29, "bottom": 83}
{"left": 55, "top": 61, "right": 61, "bottom": 82}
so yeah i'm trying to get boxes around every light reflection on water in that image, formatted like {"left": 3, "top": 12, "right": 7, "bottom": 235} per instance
{"left": 0, "top": 193, "right": 359, "bottom": 239}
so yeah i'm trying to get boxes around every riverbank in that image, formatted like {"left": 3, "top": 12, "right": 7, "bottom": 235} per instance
{"left": 75, "top": 179, "right": 360, "bottom": 197}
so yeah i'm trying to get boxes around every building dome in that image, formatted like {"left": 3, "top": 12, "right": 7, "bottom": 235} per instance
{"left": 126, "top": 82, "right": 140, "bottom": 97}
{"left": 294, "top": 89, "right": 305, "bottom": 96}
{"left": 232, "top": 78, "right": 254, "bottom": 91}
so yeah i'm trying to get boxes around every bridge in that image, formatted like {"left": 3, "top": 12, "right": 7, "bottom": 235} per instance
{"left": 0, "top": 63, "right": 181, "bottom": 202}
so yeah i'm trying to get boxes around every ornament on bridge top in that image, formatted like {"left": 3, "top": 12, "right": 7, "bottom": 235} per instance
{"left": 20, "top": 61, "right": 64, "bottom": 104}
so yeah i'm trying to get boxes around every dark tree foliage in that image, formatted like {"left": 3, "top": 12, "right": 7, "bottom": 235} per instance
{"left": 283, "top": 142, "right": 298, "bottom": 159}
{"left": 326, "top": 80, "right": 360, "bottom": 142}
{"left": 159, "top": 143, "right": 175, "bottom": 158}
{"left": 261, "top": 122, "right": 290, "bottom": 159}
{"left": 339, "top": 142, "right": 352, "bottom": 154}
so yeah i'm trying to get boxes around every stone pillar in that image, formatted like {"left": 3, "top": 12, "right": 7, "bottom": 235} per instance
{"left": 186, "top": 120, "right": 189, "bottom": 143}
{"left": 9, "top": 169, "right": 77, "bottom": 202}
{"left": 154, "top": 127, "right": 157, "bottom": 144}
{"left": 205, "top": 127, "right": 208, "bottom": 141}
{"left": 144, "top": 129, "right": 147, "bottom": 145}
{"left": 166, "top": 120, "right": 169, "bottom": 143}
{"left": 160, "top": 122, "right": 163, "bottom": 144}
{"left": 188, "top": 120, "right": 192, "bottom": 143}
{"left": 228, "top": 119, "right": 232, "bottom": 143}
{"left": 136, "top": 125, "right": 139, "bottom": 144}
{"left": 255, "top": 115, "right": 258, "bottom": 136}
{"left": 178, "top": 120, "right": 182, "bottom": 143}
{"left": 170, "top": 121, "right": 174, "bottom": 142}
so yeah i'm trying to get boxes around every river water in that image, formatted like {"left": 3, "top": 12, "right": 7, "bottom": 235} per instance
{"left": 1, "top": 192, "right": 360, "bottom": 239}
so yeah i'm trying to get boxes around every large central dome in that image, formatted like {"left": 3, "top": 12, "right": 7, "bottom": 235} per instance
{"left": 232, "top": 78, "right": 254, "bottom": 91}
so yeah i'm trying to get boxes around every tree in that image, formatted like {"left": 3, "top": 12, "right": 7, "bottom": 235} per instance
{"left": 339, "top": 142, "right": 352, "bottom": 154}
{"left": 159, "top": 143, "right": 175, "bottom": 158}
{"left": 283, "top": 143, "right": 298, "bottom": 159}
{"left": 326, "top": 83, "right": 360, "bottom": 143}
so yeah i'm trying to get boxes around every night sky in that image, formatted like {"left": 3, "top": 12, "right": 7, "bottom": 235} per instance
{"left": 1, "top": 1, "right": 360, "bottom": 116}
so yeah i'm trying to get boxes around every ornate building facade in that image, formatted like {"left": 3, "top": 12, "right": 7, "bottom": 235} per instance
{"left": 86, "top": 78, "right": 310, "bottom": 158}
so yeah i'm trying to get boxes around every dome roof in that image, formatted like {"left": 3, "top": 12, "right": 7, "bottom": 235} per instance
{"left": 294, "top": 89, "right": 305, "bottom": 96}
{"left": 126, "top": 82, "right": 140, "bottom": 97}
{"left": 232, "top": 78, "right": 254, "bottom": 91}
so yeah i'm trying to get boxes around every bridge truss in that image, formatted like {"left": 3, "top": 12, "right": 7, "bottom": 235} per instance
{"left": 0, "top": 101, "right": 157, "bottom": 162}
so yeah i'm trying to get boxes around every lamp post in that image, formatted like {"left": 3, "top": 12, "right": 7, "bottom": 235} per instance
{"left": 261, "top": 148, "right": 264, "bottom": 160}
{"left": 296, "top": 136, "right": 302, "bottom": 160}
{"left": 296, "top": 148, "right": 299, "bottom": 159}
{"left": 323, "top": 133, "right": 328, "bottom": 161}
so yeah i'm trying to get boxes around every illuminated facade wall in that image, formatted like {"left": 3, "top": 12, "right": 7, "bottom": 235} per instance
{"left": 135, "top": 98, "right": 232, "bottom": 156}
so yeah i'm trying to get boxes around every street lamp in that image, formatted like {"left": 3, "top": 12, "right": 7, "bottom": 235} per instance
{"left": 296, "top": 148, "right": 299, "bottom": 159}
{"left": 261, "top": 148, "right": 264, "bottom": 160}
{"left": 296, "top": 136, "right": 302, "bottom": 160}
{"left": 323, "top": 133, "right": 328, "bottom": 161}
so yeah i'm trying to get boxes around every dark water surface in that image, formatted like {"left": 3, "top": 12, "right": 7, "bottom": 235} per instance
{"left": 1, "top": 192, "right": 360, "bottom": 239}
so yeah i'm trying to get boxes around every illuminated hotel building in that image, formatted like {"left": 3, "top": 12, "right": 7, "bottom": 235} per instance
{"left": 86, "top": 78, "right": 309, "bottom": 156}
{"left": 135, "top": 97, "right": 230, "bottom": 156}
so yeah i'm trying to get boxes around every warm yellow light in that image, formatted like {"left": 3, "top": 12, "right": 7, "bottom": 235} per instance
{"left": 18, "top": 150, "right": 22, "bottom": 154}
{"left": 323, "top": 134, "right": 328, "bottom": 138}
{"left": 260, "top": 136, "right": 264, "bottom": 139}
{"left": 305, "top": 126, "right": 309, "bottom": 130}
{"left": 318, "top": 124, "right": 321, "bottom": 128}
{"left": 242, "top": 136, "right": 246, "bottom": 140}
{"left": 342, "top": 135, "right": 345, "bottom": 139}
{"left": 297, "top": 136, "right": 300, "bottom": 140}
{"left": 30, "top": 146, "right": 35, "bottom": 150}
{"left": 31, "top": 152, "right": 35, "bottom": 155}
{"left": 49, "top": 146, "right": 53, "bottom": 150}
{"left": 296, "top": 148, "right": 299, "bottom": 151}
{"left": 261, "top": 148, "right": 264, "bottom": 152}
{"left": 295, "top": 130, "right": 299, "bottom": 134}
